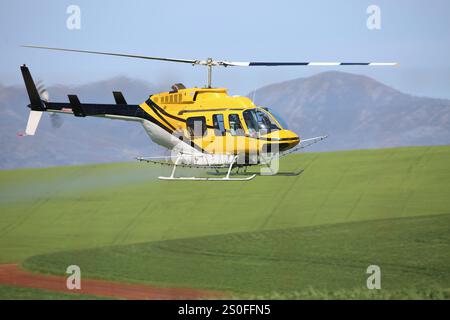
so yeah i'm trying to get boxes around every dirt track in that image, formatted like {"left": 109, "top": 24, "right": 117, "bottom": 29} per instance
{"left": 0, "top": 264, "right": 226, "bottom": 300}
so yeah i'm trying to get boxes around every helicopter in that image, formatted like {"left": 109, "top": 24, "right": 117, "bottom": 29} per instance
{"left": 20, "top": 45, "right": 398, "bottom": 181}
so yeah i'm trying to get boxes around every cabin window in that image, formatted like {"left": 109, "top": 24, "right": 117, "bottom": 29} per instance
{"left": 212, "top": 114, "right": 226, "bottom": 136}
{"left": 243, "top": 110, "right": 259, "bottom": 136}
{"left": 228, "top": 114, "right": 245, "bottom": 136}
{"left": 186, "top": 116, "right": 207, "bottom": 137}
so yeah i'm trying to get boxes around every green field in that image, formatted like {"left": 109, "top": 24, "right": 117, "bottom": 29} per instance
{"left": 24, "top": 214, "right": 450, "bottom": 299}
{"left": 1, "top": 146, "right": 450, "bottom": 298}
{"left": 0, "top": 285, "right": 106, "bottom": 300}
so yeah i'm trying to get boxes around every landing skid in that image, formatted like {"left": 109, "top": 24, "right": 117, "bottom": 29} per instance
{"left": 158, "top": 155, "right": 256, "bottom": 181}
{"left": 158, "top": 175, "right": 256, "bottom": 181}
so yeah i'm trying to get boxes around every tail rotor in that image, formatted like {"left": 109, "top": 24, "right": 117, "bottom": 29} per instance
{"left": 36, "top": 80, "right": 63, "bottom": 129}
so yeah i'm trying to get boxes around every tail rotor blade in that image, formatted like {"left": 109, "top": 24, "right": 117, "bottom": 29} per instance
{"left": 36, "top": 80, "right": 49, "bottom": 102}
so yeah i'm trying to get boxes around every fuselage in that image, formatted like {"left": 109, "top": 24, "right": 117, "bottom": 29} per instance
{"left": 139, "top": 86, "right": 300, "bottom": 158}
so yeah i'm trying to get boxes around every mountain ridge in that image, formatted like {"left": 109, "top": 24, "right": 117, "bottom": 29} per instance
{"left": 250, "top": 71, "right": 450, "bottom": 151}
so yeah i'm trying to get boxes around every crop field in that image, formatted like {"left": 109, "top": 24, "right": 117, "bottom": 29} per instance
{"left": 0, "top": 285, "right": 106, "bottom": 300}
{"left": 0, "top": 146, "right": 449, "bottom": 299}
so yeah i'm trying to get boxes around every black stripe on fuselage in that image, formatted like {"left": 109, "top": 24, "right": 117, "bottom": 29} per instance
{"left": 145, "top": 98, "right": 218, "bottom": 129}
{"left": 258, "top": 137, "right": 300, "bottom": 142}
{"left": 146, "top": 98, "right": 186, "bottom": 122}
{"left": 146, "top": 103, "right": 177, "bottom": 131}
{"left": 144, "top": 99, "right": 210, "bottom": 153}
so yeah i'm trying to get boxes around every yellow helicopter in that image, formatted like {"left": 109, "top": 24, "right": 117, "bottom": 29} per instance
{"left": 20, "top": 45, "right": 397, "bottom": 181}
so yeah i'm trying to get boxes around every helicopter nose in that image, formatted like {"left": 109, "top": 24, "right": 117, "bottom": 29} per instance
{"left": 261, "top": 129, "right": 300, "bottom": 152}
{"left": 282, "top": 129, "right": 299, "bottom": 141}
{"left": 280, "top": 130, "right": 300, "bottom": 151}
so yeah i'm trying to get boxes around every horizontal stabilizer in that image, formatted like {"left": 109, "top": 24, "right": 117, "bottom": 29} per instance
{"left": 113, "top": 91, "right": 127, "bottom": 105}
{"left": 68, "top": 95, "right": 86, "bottom": 117}
{"left": 25, "top": 110, "right": 43, "bottom": 135}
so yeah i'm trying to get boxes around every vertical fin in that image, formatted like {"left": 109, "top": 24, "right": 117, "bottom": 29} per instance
{"left": 20, "top": 65, "right": 45, "bottom": 111}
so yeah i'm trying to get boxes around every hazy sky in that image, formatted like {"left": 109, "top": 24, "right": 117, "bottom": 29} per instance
{"left": 1, "top": 0, "right": 450, "bottom": 98}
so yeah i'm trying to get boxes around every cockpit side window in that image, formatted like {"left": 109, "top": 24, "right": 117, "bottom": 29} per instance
{"left": 212, "top": 114, "right": 226, "bottom": 136}
{"left": 243, "top": 110, "right": 259, "bottom": 136}
{"left": 228, "top": 114, "right": 245, "bottom": 136}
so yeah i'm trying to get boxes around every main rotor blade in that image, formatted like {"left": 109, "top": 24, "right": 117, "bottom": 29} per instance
{"left": 22, "top": 45, "right": 198, "bottom": 64}
{"left": 222, "top": 61, "right": 399, "bottom": 67}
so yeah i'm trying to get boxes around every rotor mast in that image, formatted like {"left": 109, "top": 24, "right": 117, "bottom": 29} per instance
{"left": 198, "top": 58, "right": 216, "bottom": 88}
{"left": 207, "top": 63, "right": 212, "bottom": 88}
{"left": 201, "top": 58, "right": 214, "bottom": 88}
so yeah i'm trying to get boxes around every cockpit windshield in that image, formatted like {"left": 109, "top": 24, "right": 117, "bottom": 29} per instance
{"left": 242, "top": 108, "right": 286, "bottom": 135}
{"left": 265, "top": 108, "right": 289, "bottom": 130}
